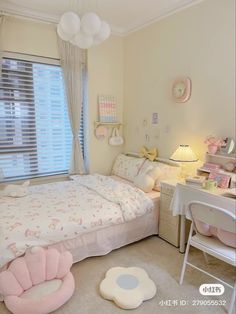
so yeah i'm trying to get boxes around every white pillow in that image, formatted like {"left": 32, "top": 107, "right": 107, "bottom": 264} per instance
{"left": 134, "top": 166, "right": 162, "bottom": 193}
{"left": 111, "top": 154, "right": 145, "bottom": 182}
{"left": 140, "top": 160, "right": 181, "bottom": 191}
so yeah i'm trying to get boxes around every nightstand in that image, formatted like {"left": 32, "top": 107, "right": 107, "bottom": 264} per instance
{"left": 159, "top": 180, "right": 190, "bottom": 249}
{"left": 159, "top": 180, "right": 180, "bottom": 247}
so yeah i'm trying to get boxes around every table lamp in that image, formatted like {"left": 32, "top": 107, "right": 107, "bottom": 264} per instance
{"left": 170, "top": 144, "right": 198, "bottom": 178}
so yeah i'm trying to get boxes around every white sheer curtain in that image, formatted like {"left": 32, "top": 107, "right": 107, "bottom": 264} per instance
{"left": 57, "top": 37, "right": 86, "bottom": 174}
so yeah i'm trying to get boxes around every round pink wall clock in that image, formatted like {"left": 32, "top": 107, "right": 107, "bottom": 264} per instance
{"left": 172, "top": 77, "right": 191, "bottom": 103}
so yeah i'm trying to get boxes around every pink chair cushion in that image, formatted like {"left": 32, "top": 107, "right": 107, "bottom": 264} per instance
{"left": 195, "top": 220, "right": 236, "bottom": 248}
{"left": 0, "top": 247, "right": 75, "bottom": 314}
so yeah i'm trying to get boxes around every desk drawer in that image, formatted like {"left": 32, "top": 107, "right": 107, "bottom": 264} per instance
{"left": 161, "top": 186, "right": 175, "bottom": 197}
{"left": 160, "top": 193, "right": 172, "bottom": 212}
{"left": 159, "top": 210, "right": 179, "bottom": 227}
{"left": 159, "top": 221, "right": 180, "bottom": 247}
{"left": 160, "top": 184, "right": 179, "bottom": 247}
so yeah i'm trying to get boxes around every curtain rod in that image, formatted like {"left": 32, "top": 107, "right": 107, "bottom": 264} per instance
{"left": 4, "top": 50, "right": 59, "bottom": 61}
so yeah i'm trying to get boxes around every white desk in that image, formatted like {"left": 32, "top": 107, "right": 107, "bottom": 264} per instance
{"left": 170, "top": 183, "right": 236, "bottom": 253}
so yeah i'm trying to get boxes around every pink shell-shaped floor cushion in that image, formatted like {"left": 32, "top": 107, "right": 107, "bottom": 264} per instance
{"left": 195, "top": 220, "right": 236, "bottom": 248}
{"left": 56, "top": 251, "right": 73, "bottom": 279}
{"left": 8, "top": 257, "right": 32, "bottom": 291}
{"left": 45, "top": 249, "right": 60, "bottom": 281}
{"left": 25, "top": 247, "right": 46, "bottom": 286}
{"left": 4, "top": 273, "right": 74, "bottom": 314}
{"left": 0, "top": 271, "right": 23, "bottom": 296}
{"left": 0, "top": 247, "right": 75, "bottom": 314}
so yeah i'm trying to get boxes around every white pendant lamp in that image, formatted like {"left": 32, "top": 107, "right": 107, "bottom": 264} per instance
{"left": 94, "top": 21, "right": 111, "bottom": 44}
{"left": 73, "top": 31, "right": 94, "bottom": 49}
{"left": 60, "top": 12, "right": 80, "bottom": 35}
{"left": 57, "top": 10, "right": 111, "bottom": 49}
{"left": 81, "top": 12, "right": 102, "bottom": 35}
{"left": 57, "top": 24, "right": 73, "bottom": 41}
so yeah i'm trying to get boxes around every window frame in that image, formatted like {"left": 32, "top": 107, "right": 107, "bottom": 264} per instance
{"left": 0, "top": 52, "right": 86, "bottom": 183}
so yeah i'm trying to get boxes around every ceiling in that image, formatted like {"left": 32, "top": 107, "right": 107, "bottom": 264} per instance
{"left": 0, "top": 0, "right": 204, "bottom": 35}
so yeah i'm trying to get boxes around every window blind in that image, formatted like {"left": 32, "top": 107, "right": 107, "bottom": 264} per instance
{"left": 0, "top": 56, "right": 84, "bottom": 181}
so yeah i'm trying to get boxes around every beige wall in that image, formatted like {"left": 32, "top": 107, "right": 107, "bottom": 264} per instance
{"left": 2, "top": 16, "right": 59, "bottom": 58}
{"left": 2, "top": 16, "right": 124, "bottom": 174}
{"left": 87, "top": 37, "right": 124, "bottom": 174}
{"left": 123, "top": 0, "right": 235, "bottom": 160}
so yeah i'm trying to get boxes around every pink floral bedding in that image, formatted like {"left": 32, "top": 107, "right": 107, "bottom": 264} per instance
{"left": 0, "top": 174, "right": 153, "bottom": 268}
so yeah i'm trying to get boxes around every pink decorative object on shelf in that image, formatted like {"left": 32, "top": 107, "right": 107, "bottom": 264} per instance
{"left": 224, "top": 162, "right": 236, "bottom": 172}
{"left": 204, "top": 136, "right": 225, "bottom": 155}
{"left": 203, "top": 162, "right": 221, "bottom": 171}
{"left": 207, "top": 144, "right": 218, "bottom": 154}
{"left": 208, "top": 171, "right": 231, "bottom": 189}
{"left": 203, "top": 162, "right": 221, "bottom": 170}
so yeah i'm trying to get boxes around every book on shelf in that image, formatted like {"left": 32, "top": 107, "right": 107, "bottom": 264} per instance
{"left": 185, "top": 182, "right": 203, "bottom": 188}
{"left": 185, "top": 176, "right": 205, "bottom": 188}
{"left": 186, "top": 176, "right": 206, "bottom": 184}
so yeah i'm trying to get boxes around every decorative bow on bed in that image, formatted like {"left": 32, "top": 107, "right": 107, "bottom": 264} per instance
{"left": 140, "top": 147, "right": 158, "bottom": 161}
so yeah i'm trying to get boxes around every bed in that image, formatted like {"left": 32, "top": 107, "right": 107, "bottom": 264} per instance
{"left": 0, "top": 173, "right": 160, "bottom": 270}
{"left": 0, "top": 153, "right": 180, "bottom": 270}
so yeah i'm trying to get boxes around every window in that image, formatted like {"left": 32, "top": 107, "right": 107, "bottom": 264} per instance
{"left": 0, "top": 54, "right": 85, "bottom": 181}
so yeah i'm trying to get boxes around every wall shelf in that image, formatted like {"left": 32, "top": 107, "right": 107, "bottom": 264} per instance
{"left": 197, "top": 152, "right": 236, "bottom": 188}
{"left": 206, "top": 153, "right": 236, "bottom": 160}
{"left": 198, "top": 167, "right": 236, "bottom": 180}
{"left": 94, "top": 121, "right": 123, "bottom": 128}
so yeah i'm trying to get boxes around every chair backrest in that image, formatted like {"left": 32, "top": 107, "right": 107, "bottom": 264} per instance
{"left": 188, "top": 201, "right": 236, "bottom": 233}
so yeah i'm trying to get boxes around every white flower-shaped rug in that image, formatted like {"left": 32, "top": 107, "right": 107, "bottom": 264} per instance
{"left": 99, "top": 267, "right": 157, "bottom": 309}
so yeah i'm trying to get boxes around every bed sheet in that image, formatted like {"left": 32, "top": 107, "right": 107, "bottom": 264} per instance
{"left": 0, "top": 174, "right": 154, "bottom": 268}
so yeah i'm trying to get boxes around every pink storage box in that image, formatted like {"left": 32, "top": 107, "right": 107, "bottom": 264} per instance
{"left": 203, "top": 162, "right": 221, "bottom": 170}
{"left": 208, "top": 171, "right": 231, "bottom": 189}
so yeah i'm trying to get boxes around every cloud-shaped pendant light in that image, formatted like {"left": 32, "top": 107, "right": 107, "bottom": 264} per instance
{"left": 57, "top": 11, "right": 111, "bottom": 49}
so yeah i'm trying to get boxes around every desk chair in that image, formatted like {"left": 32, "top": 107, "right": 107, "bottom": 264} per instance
{"left": 179, "top": 201, "right": 236, "bottom": 314}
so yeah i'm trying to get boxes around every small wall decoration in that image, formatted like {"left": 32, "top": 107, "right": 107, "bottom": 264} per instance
{"left": 109, "top": 127, "right": 124, "bottom": 146}
{"left": 95, "top": 125, "right": 108, "bottom": 141}
{"left": 152, "top": 113, "right": 158, "bottom": 124}
{"left": 172, "top": 77, "right": 191, "bottom": 103}
{"left": 98, "top": 95, "right": 117, "bottom": 123}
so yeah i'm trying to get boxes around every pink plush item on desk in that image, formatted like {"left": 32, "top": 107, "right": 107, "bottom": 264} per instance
{"left": 0, "top": 247, "right": 75, "bottom": 314}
